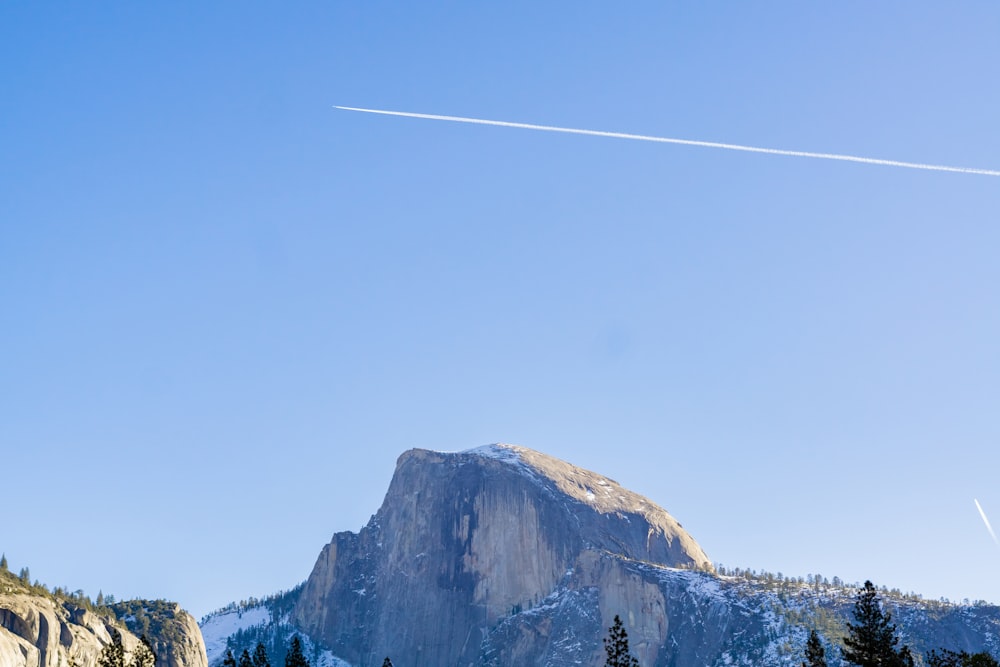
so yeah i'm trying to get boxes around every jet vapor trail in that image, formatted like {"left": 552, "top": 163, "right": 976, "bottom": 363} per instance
{"left": 334, "top": 106, "right": 1000, "bottom": 177}
{"left": 975, "top": 499, "right": 999, "bottom": 546}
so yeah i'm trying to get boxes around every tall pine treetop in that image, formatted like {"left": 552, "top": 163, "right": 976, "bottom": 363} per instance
{"left": 131, "top": 636, "right": 157, "bottom": 667}
{"left": 604, "top": 615, "right": 641, "bottom": 667}
{"left": 285, "top": 636, "right": 309, "bottom": 667}
{"left": 252, "top": 643, "right": 271, "bottom": 667}
{"left": 803, "top": 629, "right": 827, "bottom": 667}
{"left": 842, "top": 581, "right": 913, "bottom": 667}
{"left": 98, "top": 630, "right": 125, "bottom": 667}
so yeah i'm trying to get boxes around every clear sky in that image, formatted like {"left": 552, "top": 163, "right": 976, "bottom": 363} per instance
{"left": 2, "top": 3, "right": 999, "bottom": 621}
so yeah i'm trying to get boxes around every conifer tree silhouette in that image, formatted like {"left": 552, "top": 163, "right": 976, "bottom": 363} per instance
{"left": 98, "top": 630, "right": 125, "bottom": 667}
{"left": 803, "top": 629, "right": 827, "bottom": 667}
{"left": 603, "top": 615, "right": 640, "bottom": 667}
{"left": 284, "top": 636, "right": 309, "bottom": 667}
{"left": 842, "top": 581, "right": 913, "bottom": 667}
{"left": 252, "top": 643, "right": 270, "bottom": 667}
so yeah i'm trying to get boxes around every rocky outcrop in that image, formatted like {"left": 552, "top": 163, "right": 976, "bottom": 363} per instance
{"left": 0, "top": 593, "right": 126, "bottom": 667}
{"left": 155, "top": 607, "right": 205, "bottom": 667}
{"left": 0, "top": 591, "right": 207, "bottom": 667}
{"left": 108, "top": 601, "right": 207, "bottom": 667}
{"left": 292, "top": 444, "right": 713, "bottom": 667}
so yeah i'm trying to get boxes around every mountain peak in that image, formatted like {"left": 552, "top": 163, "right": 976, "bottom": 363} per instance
{"left": 295, "top": 444, "right": 713, "bottom": 666}
{"left": 463, "top": 441, "right": 524, "bottom": 460}
{"left": 419, "top": 443, "right": 705, "bottom": 558}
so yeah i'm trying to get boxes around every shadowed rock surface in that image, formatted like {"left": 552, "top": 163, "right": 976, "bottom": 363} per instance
{"left": 292, "top": 445, "right": 713, "bottom": 667}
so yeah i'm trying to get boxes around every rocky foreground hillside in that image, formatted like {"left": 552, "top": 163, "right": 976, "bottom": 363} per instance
{"left": 0, "top": 573, "right": 207, "bottom": 667}
{"left": 200, "top": 444, "right": 1000, "bottom": 667}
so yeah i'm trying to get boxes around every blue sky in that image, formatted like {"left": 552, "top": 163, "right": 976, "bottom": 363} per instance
{"left": 3, "top": 3, "right": 999, "bottom": 620}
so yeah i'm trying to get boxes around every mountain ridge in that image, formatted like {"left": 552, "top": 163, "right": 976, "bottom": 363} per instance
{"left": 198, "top": 444, "right": 1000, "bottom": 667}
{"left": 0, "top": 571, "right": 207, "bottom": 667}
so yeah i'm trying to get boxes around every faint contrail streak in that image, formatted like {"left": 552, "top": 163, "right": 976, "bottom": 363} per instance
{"left": 975, "top": 499, "right": 999, "bottom": 545}
{"left": 334, "top": 106, "right": 1000, "bottom": 177}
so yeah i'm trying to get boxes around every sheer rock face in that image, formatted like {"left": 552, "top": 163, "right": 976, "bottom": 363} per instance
{"left": 0, "top": 593, "right": 125, "bottom": 667}
{"left": 142, "top": 604, "right": 207, "bottom": 667}
{"left": 0, "top": 593, "right": 207, "bottom": 667}
{"left": 292, "top": 444, "right": 713, "bottom": 667}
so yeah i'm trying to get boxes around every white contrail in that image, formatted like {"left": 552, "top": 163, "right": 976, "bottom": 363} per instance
{"left": 334, "top": 105, "right": 1000, "bottom": 177}
{"left": 974, "top": 499, "right": 999, "bottom": 545}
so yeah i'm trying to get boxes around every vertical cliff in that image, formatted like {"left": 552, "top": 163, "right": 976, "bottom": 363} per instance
{"left": 292, "top": 444, "right": 712, "bottom": 666}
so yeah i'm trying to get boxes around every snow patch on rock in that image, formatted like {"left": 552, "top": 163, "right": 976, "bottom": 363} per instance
{"left": 200, "top": 607, "right": 271, "bottom": 663}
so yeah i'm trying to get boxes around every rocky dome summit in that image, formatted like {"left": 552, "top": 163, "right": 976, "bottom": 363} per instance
{"left": 464, "top": 442, "right": 683, "bottom": 515}
{"left": 292, "top": 444, "right": 713, "bottom": 667}
{"left": 450, "top": 443, "right": 710, "bottom": 562}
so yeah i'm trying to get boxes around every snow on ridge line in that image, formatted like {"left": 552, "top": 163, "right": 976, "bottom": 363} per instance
{"left": 200, "top": 607, "right": 272, "bottom": 662}
{"left": 459, "top": 444, "right": 631, "bottom": 506}
{"left": 460, "top": 444, "right": 544, "bottom": 482}
{"left": 443, "top": 444, "right": 699, "bottom": 548}
{"left": 462, "top": 443, "right": 524, "bottom": 462}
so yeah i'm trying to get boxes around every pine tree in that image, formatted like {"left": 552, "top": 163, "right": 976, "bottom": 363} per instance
{"left": 239, "top": 649, "right": 253, "bottom": 667}
{"left": 130, "top": 636, "right": 157, "bottom": 667}
{"left": 842, "top": 581, "right": 913, "bottom": 667}
{"left": 927, "top": 649, "right": 1000, "bottom": 667}
{"left": 253, "top": 643, "right": 271, "bottom": 667}
{"left": 99, "top": 630, "right": 126, "bottom": 667}
{"left": 223, "top": 649, "right": 237, "bottom": 667}
{"left": 803, "top": 629, "right": 827, "bottom": 667}
{"left": 381, "top": 659, "right": 393, "bottom": 667}
{"left": 603, "top": 615, "right": 640, "bottom": 667}
{"left": 285, "top": 636, "right": 310, "bottom": 667}
{"left": 0, "top": 553, "right": 7, "bottom": 571}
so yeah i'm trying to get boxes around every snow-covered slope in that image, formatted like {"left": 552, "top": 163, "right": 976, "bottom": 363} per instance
{"left": 200, "top": 607, "right": 271, "bottom": 663}
{"left": 198, "top": 589, "right": 351, "bottom": 667}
